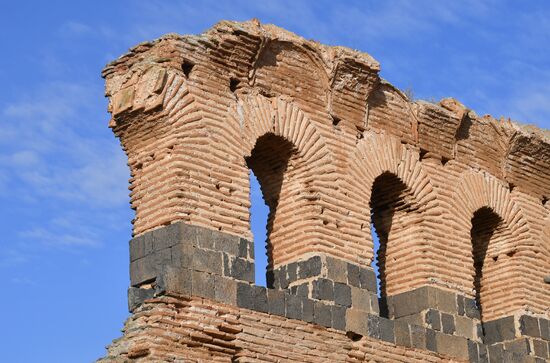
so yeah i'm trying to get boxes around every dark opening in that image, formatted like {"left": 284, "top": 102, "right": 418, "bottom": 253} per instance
{"left": 470, "top": 207, "right": 502, "bottom": 317}
{"left": 229, "top": 77, "right": 240, "bottom": 93}
{"left": 246, "top": 134, "right": 295, "bottom": 287}
{"left": 182, "top": 60, "right": 194, "bottom": 77}
{"left": 370, "top": 172, "right": 416, "bottom": 317}
{"left": 455, "top": 114, "right": 473, "bottom": 141}
{"left": 331, "top": 114, "right": 341, "bottom": 126}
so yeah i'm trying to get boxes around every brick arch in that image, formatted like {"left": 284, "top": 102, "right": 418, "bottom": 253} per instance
{"left": 345, "top": 132, "right": 438, "bottom": 292}
{"left": 449, "top": 171, "right": 531, "bottom": 320}
{"left": 222, "top": 94, "right": 338, "bottom": 268}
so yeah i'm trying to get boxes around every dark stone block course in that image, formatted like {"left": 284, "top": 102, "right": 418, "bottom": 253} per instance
{"left": 236, "top": 282, "right": 254, "bottom": 310}
{"left": 314, "top": 301, "right": 332, "bottom": 328}
{"left": 464, "top": 297, "right": 480, "bottom": 319}
{"left": 312, "top": 278, "right": 334, "bottom": 301}
{"left": 286, "top": 294, "right": 302, "bottom": 320}
{"left": 334, "top": 282, "right": 352, "bottom": 307}
{"left": 483, "top": 316, "right": 516, "bottom": 344}
{"left": 533, "top": 339, "right": 549, "bottom": 358}
{"left": 347, "top": 263, "right": 360, "bottom": 287}
{"left": 192, "top": 270, "right": 215, "bottom": 299}
{"left": 426, "top": 329, "right": 437, "bottom": 352}
{"left": 520, "top": 315, "right": 541, "bottom": 337}
{"left": 214, "top": 275, "right": 236, "bottom": 305}
{"left": 302, "top": 298, "right": 314, "bottom": 323}
{"left": 468, "top": 340, "right": 479, "bottom": 363}
{"left": 128, "top": 287, "right": 155, "bottom": 312}
{"left": 410, "top": 324, "right": 427, "bottom": 350}
{"left": 192, "top": 248, "right": 222, "bottom": 275}
{"left": 441, "top": 313, "right": 455, "bottom": 335}
{"left": 331, "top": 305, "right": 347, "bottom": 331}
{"left": 297, "top": 256, "right": 321, "bottom": 279}
{"left": 539, "top": 318, "right": 550, "bottom": 340}
{"left": 394, "top": 320, "right": 411, "bottom": 347}
{"left": 229, "top": 256, "right": 255, "bottom": 283}
{"left": 267, "top": 289, "right": 285, "bottom": 316}
{"left": 238, "top": 238, "right": 248, "bottom": 258}
{"left": 366, "top": 315, "right": 395, "bottom": 344}
{"left": 488, "top": 343, "right": 504, "bottom": 363}
{"left": 290, "top": 283, "right": 309, "bottom": 298}
{"left": 425, "top": 309, "right": 441, "bottom": 331}
{"left": 359, "top": 268, "right": 377, "bottom": 293}
{"left": 504, "top": 338, "right": 531, "bottom": 356}
{"left": 252, "top": 285, "right": 268, "bottom": 313}
{"left": 457, "top": 294, "right": 465, "bottom": 316}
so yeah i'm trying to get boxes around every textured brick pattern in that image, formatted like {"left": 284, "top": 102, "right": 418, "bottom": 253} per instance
{"left": 99, "top": 20, "right": 550, "bottom": 362}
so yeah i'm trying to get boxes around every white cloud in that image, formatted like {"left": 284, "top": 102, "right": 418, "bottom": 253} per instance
{"left": 19, "top": 227, "right": 101, "bottom": 248}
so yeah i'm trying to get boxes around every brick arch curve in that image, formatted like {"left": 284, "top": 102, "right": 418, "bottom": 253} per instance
{"left": 344, "top": 132, "right": 438, "bottom": 293}
{"left": 449, "top": 171, "right": 530, "bottom": 320}
{"left": 222, "top": 94, "right": 338, "bottom": 268}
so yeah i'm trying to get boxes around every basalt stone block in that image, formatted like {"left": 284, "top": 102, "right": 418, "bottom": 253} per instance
{"left": 504, "top": 338, "right": 531, "bottom": 356}
{"left": 297, "top": 256, "right": 322, "bottom": 279}
{"left": 192, "top": 270, "right": 215, "bottom": 299}
{"left": 455, "top": 315, "right": 476, "bottom": 340}
{"left": 435, "top": 333, "right": 469, "bottom": 360}
{"left": 314, "top": 301, "right": 332, "bottom": 328}
{"left": 130, "top": 254, "right": 157, "bottom": 287}
{"left": 154, "top": 247, "right": 172, "bottom": 268}
{"left": 410, "top": 324, "right": 427, "bottom": 350}
{"left": 435, "top": 289, "right": 457, "bottom": 314}
{"left": 156, "top": 266, "right": 192, "bottom": 295}
{"left": 303, "top": 298, "right": 314, "bottom": 323}
{"left": 346, "top": 308, "right": 368, "bottom": 336}
{"left": 128, "top": 287, "right": 155, "bottom": 312}
{"left": 278, "top": 265, "right": 289, "bottom": 289}
{"left": 290, "top": 283, "right": 309, "bottom": 298}
{"left": 285, "top": 293, "right": 302, "bottom": 320}
{"left": 425, "top": 309, "right": 441, "bottom": 331}
{"left": 520, "top": 315, "right": 541, "bottom": 337}
{"left": 326, "top": 256, "right": 347, "bottom": 283}
{"left": 359, "top": 268, "right": 377, "bottom": 293}
{"left": 238, "top": 238, "right": 248, "bottom": 258}
{"left": 214, "top": 275, "right": 236, "bottom": 305}
{"left": 539, "top": 318, "right": 550, "bottom": 340}
{"left": 334, "top": 282, "right": 352, "bottom": 307}
{"left": 464, "top": 297, "right": 481, "bottom": 320}
{"left": 441, "top": 313, "right": 455, "bottom": 335}
{"left": 195, "top": 227, "right": 215, "bottom": 250}
{"left": 394, "top": 320, "right": 411, "bottom": 347}
{"left": 129, "top": 235, "right": 146, "bottom": 262}
{"left": 229, "top": 257, "right": 255, "bottom": 283}
{"left": 468, "top": 340, "right": 479, "bottom": 363}
{"left": 488, "top": 343, "right": 504, "bottom": 363}
{"left": 214, "top": 233, "right": 240, "bottom": 256}
{"left": 287, "top": 262, "right": 297, "bottom": 282}
{"left": 533, "top": 339, "right": 549, "bottom": 358}
{"left": 347, "top": 263, "right": 361, "bottom": 287}
{"left": 426, "top": 329, "right": 437, "bottom": 352}
{"left": 236, "top": 282, "right": 254, "bottom": 310}
{"left": 366, "top": 315, "right": 395, "bottom": 343}
{"left": 478, "top": 343, "right": 489, "bottom": 363}
{"left": 170, "top": 242, "right": 193, "bottom": 268}
{"left": 332, "top": 305, "right": 347, "bottom": 331}
{"left": 252, "top": 285, "right": 268, "bottom": 313}
{"left": 483, "top": 316, "right": 516, "bottom": 344}
{"left": 192, "top": 248, "right": 222, "bottom": 275}
{"left": 267, "top": 288, "right": 285, "bottom": 316}
{"left": 312, "top": 278, "right": 334, "bottom": 301}
{"left": 152, "top": 222, "right": 181, "bottom": 251}
{"left": 457, "top": 294, "right": 465, "bottom": 316}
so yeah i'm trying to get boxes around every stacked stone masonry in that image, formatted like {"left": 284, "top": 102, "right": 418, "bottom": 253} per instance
{"left": 99, "top": 20, "right": 550, "bottom": 362}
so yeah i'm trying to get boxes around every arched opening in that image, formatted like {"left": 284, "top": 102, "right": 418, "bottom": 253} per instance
{"left": 370, "top": 172, "right": 421, "bottom": 314}
{"left": 246, "top": 133, "right": 295, "bottom": 287}
{"left": 470, "top": 207, "right": 509, "bottom": 320}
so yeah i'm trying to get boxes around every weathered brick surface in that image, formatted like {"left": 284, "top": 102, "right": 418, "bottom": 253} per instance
{"left": 99, "top": 19, "right": 550, "bottom": 362}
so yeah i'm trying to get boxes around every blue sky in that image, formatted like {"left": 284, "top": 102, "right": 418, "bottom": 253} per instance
{"left": 1, "top": 1, "right": 549, "bottom": 362}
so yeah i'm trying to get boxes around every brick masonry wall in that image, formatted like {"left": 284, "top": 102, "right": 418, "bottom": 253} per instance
{"left": 100, "top": 20, "right": 550, "bottom": 361}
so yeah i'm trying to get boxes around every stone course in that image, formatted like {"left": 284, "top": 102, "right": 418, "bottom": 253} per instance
{"left": 98, "top": 19, "right": 550, "bottom": 362}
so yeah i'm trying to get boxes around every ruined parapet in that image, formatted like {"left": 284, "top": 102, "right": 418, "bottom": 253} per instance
{"left": 99, "top": 20, "right": 550, "bottom": 362}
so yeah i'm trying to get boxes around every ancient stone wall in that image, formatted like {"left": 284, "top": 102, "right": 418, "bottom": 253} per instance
{"left": 99, "top": 20, "right": 550, "bottom": 362}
